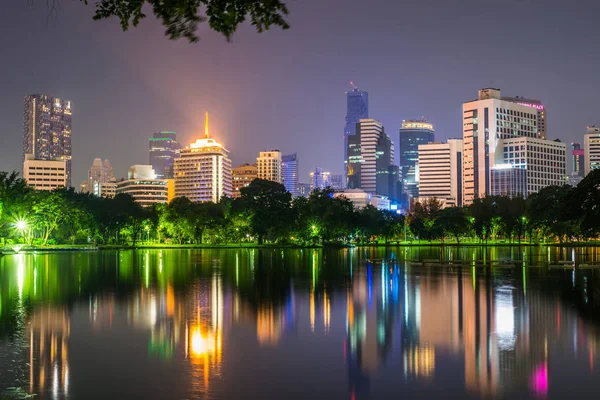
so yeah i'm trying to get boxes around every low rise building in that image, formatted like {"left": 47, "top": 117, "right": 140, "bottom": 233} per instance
{"left": 23, "top": 156, "right": 67, "bottom": 191}
{"left": 232, "top": 163, "right": 258, "bottom": 198}
{"left": 334, "top": 189, "right": 390, "bottom": 210}
{"left": 116, "top": 165, "right": 168, "bottom": 207}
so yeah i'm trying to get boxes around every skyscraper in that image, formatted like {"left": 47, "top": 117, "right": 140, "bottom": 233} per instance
{"left": 174, "top": 113, "right": 232, "bottom": 202}
{"left": 347, "top": 119, "right": 395, "bottom": 197}
{"left": 257, "top": 150, "right": 282, "bottom": 183}
{"left": 81, "top": 158, "right": 117, "bottom": 198}
{"left": 309, "top": 167, "right": 331, "bottom": 191}
{"left": 149, "top": 132, "right": 180, "bottom": 179}
{"left": 399, "top": 119, "right": 435, "bottom": 201}
{"left": 500, "top": 96, "right": 547, "bottom": 139}
{"left": 344, "top": 86, "right": 368, "bottom": 177}
{"left": 232, "top": 163, "right": 258, "bottom": 198}
{"left": 571, "top": 142, "right": 584, "bottom": 177}
{"left": 584, "top": 126, "right": 600, "bottom": 176}
{"left": 281, "top": 153, "right": 299, "bottom": 196}
{"left": 463, "top": 88, "right": 560, "bottom": 204}
{"left": 418, "top": 139, "right": 463, "bottom": 207}
{"left": 23, "top": 94, "right": 72, "bottom": 187}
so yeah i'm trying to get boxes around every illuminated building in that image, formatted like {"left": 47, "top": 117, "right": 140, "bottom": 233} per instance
{"left": 232, "top": 163, "right": 257, "bottom": 198}
{"left": 334, "top": 189, "right": 390, "bottom": 210}
{"left": 571, "top": 142, "right": 584, "bottom": 177}
{"left": 256, "top": 150, "right": 282, "bottom": 184}
{"left": 584, "top": 126, "right": 600, "bottom": 176}
{"left": 330, "top": 174, "right": 346, "bottom": 190}
{"left": 490, "top": 137, "right": 566, "bottom": 197}
{"left": 174, "top": 113, "right": 232, "bottom": 202}
{"left": 116, "top": 165, "right": 168, "bottom": 207}
{"left": 281, "top": 153, "right": 299, "bottom": 196}
{"left": 80, "top": 158, "right": 117, "bottom": 198}
{"left": 417, "top": 139, "right": 463, "bottom": 207}
{"left": 149, "top": 132, "right": 180, "bottom": 179}
{"left": 23, "top": 94, "right": 73, "bottom": 187}
{"left": 347, "top": 119, "right": 396, "bottom": 197}
{"left": 23, "top": 156, "right": 68, "bottom": 191}
{"left": 298, "top": 182, "right": 310, "bottom": 197}
{"left": 501, "top": 95, "right": 547, "bottom": 139}
{"left": 344, "top": 86, "right": 369, "bottom": 178}
{"left": 309, "top": 167, "right": 331, "bottom": 191}
{"left": 399, "top": 119, "right": 435, "bottom": 201}
{"left": 462, "top": 89, "right": 547, "bottom": 205}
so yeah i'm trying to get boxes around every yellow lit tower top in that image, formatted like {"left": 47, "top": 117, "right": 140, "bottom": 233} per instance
{"left": 205, "top": 111, "right": 209, "bottom": 138}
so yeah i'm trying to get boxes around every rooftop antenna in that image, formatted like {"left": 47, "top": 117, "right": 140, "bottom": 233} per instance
{"left": 204, "top": 112, "right": 209, "bottom": 138}
{"left": 350, "top": 81, "right": 357, "bottom": 90}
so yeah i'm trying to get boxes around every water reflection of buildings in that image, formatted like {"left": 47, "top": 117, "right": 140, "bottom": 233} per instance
{"left": 28, "top": 307, "right": 70, "bottom": 398}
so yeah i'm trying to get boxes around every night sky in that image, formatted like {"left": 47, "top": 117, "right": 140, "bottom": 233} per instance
{"left": 1, "top": 0, "right": 600, "bottom": 187}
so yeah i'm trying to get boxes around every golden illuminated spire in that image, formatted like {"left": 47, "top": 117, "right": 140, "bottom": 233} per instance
{"left": 205, "top": 112, "right": 209, "bottom": 138}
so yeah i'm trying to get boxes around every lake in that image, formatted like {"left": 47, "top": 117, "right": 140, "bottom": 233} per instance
{"left": 1, "top": 247, "right": 600, "bottom": 399}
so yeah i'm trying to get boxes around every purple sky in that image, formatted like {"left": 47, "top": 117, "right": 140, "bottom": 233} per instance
{"left": 1, "top": 0, "right": 600, "bottom": 186}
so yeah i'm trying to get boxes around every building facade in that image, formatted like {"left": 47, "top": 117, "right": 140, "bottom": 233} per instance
{"left": 399, "top": 119, "right": 434, "bottom": 203}
{"left": 490, "top": 137, "right": 566, "bottom": 197}
{"left": 584, "top": 126, "right": 600, "bottom": 177}
{"left": 344, "top": 87, "right": 369, "bottom": 177}
{"left": 149, "top": 132, "right": 180, "bottom": 179}
{"left": 257, "top": 150, "right": 282, "bottom": 183}
{"left": 23, "top": 94, "right": 72, "bottom": 187}
{"left": 501, "top": 96, "right": 546, "bottom": 139}
{"left": 309, "top": 167, "right": 331, "bottom": 191}
{"left": 330, "top": 174, "right": 346, "bottom": 190}
{"left": 232, "top": 163, "right": 258, "bottom": 198}
{"left": 417, "top": 139, "right": 463, "bottom": 208}
{"left": 81, "top": 158, "right": 117, "bottom": 198}
{"left": 571, "top": 142, "right": 584, "bottom": 177}
{"left": 116, "top": 179, "right": 168, "bottom": 207}
{"left": 347, "top": 119, "right": 395, "bottom": 198}
{"left": 462, "top": 88, "right": 540, "bottom": 205}
{"left": 334, "top": 189, "right": 390, "bottom": 210}
{"left": 23, "top": 156, "right": 67, "bottom": 191}
{"left": 298, "top": 183, "right": 311, "bottom": 197}
{"left": 174, "top": 113, "right": 232, "bottom": 202}
{"left": 281, "top": 153, "right": 299, "bottom": 196}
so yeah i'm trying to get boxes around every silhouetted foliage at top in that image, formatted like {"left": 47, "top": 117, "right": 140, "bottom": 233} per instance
{"left": 67, "top": 0, "right": 290, "bottom": 42}
{"left": 4, "top": 171, "right": 600, "bottom": 246}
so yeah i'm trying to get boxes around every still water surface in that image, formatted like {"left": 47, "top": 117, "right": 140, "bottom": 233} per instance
{"left": 1, "top": 247, "right": 600, "bottom": 399}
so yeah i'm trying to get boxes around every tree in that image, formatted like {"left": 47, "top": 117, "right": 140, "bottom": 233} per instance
{"left": 408, "top": 198, "right": 443, "bottom": 242}
{"left": 31, "top": 190, "right": 68, "bottom": 245}
{"left": 239, "top": 179, "right": 292, "bottom": 244}
{"left": 468, "top": 197, "right": 496, "bottom": 243}
{"left": 74, "top": 0, "right": 290, "bottom": 43}
{"left": 438, "top": 207, "right": 470, "bottom": 244}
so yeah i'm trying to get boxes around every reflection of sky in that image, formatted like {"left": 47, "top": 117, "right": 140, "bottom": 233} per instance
{"left": 495, "top": 287, "right": 516, "bottom": 351}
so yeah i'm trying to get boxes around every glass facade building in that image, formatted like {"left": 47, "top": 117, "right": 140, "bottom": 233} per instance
{"left": 344, "top": 88, "right": 368, "bottom": 177}
{"left": 399, "top": 119, "right": 435, "bottom": 186}
{"left": 149, "top": 132, "right": 180, "bottom": 179}
{"left": 282, "top": 153, "right": 299, "bottom": 196}
{"left": 23, "top": 94, "right": 72, "bottom": 187}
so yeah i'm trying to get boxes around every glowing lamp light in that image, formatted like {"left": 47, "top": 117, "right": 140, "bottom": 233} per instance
{"left": 189, "top": 326, "right": 215, "bottom": 357}
{"left": 15, "top": 220, "right": 27, "bottom": 230}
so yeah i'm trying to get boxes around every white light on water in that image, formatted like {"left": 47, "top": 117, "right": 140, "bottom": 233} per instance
{"left": 496, "top": 287, "right": 516, "bottom": 350}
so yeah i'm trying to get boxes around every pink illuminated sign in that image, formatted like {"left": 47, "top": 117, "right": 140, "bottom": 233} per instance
{"left": 518, "top": 102, "right": 545, "bottom": 111}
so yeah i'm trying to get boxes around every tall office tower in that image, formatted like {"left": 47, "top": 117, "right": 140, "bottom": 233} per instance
{"left": 81, "top": 158, "right": 117, "bottom": 198}
{"left": 174, "top": 113, "right": 232, "bottom": 202}
{"left": 232, "top": 163, "right": 258, "bottom": 198}
{"left": 330, "top": 174, "right": 346, "bottom": 190}
{"left": 309, "top": 167, "right": 331, "bottom": 191}
{"left": 571, "top": 143, "right": 584, "bottom": 177}
{"left": 418, "top": 139, "right": 463, "bottom": 207}
{"left": 490, "top": 138, "right": 566, "bottom": 197}
{"left": 298, "top": 183, "right": 311, "bottom": 197}
{"left": 281, "top": 153, "right": 299, "bottom": 196}
{"left": 344, "top": 86, "right": 369, "bottom": 177}
{"left": 23, "top": 94, "right": 72, "bottom": 187}
{"left": 399, "top": 119, "right": 435, "bottom": 199}
{"left": 116, "top": 165, "right": 168, "bottom": 207}
{"left": 149, "top": 132, "right": 180, "bottom": 179}
{"left": 501, "top": 96, "right": 546, "bottom": 139}
{"left": 257, "top": 150, "right": 282, "bottom": 183}
{"left": 462, "top": 88, "right": 539, "bottom": 205}
{"left": 347, "top": 119, "right": 395, "bottom": 197}
{"left": 584, "top": 126, "right": 600, "bottom": 176}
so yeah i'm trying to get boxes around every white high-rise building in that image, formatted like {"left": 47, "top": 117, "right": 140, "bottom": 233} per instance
{"left": 23, "top": 155, "right": 67, "bottom": 191}
{"left": 174, "top": 113, "right": 232, "bottom": 202}
{"left": 490, "top": 137, "right": 566, "bottom": 197}
{"left": 584, "top": 126, "right": 600, "bottom": 177}
{"left": 418, "top": 139, "right": 463, "bottom": 208}
{"left": 257, "top": 150, "right": 282, "bottom": 183}
{"left": 462, "top": 88, "right": 541, "bottom": 204}
{"left": 309, "top": 167, "right": 331, "bottom": 191}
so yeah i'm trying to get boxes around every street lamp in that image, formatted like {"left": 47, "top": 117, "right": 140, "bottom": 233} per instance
{"left": 15, "top": 220, "right": 27, "bottom": 231}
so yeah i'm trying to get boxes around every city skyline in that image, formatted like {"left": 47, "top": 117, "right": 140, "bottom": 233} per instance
{"left": 2, "top": 1, "right": 600, "bottom": 187}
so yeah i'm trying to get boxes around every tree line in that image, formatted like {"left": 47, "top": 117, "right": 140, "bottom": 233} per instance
{"left": 1, "top": 170, "right": 600, "bottom": 247}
